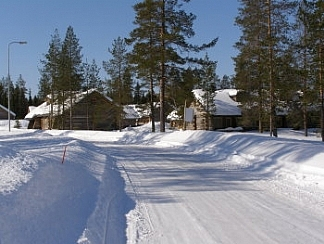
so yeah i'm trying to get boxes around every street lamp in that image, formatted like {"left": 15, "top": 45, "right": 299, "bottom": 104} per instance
{"left": 7, "top": 41, "right": 27, "bottom": 131}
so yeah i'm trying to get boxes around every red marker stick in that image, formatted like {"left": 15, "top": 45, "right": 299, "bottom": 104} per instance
{"left": 61, "top": 145, "right": 67, "bottom": 164}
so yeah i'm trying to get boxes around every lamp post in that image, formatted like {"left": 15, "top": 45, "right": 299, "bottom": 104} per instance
{"left": 7, "top": 41, "right": 27, "bottom": 131}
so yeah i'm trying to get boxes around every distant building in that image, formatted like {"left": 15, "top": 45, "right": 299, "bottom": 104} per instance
{"left": 186, "top": 89, "right": 242, "bottom": 131}
{"left": 25, "top": 89, "right": 118, "bottom": 130}
{"left": 0, "top": 104, "right": 16, "bottom": 120}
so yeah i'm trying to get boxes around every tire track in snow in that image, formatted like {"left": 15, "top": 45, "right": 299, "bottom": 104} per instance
{"left": 119, "top": 163, "right": 154, "bottom": 242}
{"left": 103, "top": 193, "right": 117, "bottom": 244}
{"left": 103, "top": 143, "right": 324, "bottom": 244}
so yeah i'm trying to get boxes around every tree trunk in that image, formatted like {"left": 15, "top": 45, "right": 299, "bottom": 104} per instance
{"left": 160, "top": 0, "right": 166, "bottom": 132}
{"left": 150, "top": 73, "right": 156, "bottom": 132}
{"left": 320, "top": 45, "right": 324, "bottom": 142}
{"left": 303, "top": 43, "right": 308, "bottom": 137}
{"left": 267, "top": 0, "right": 277, "bottom": 137}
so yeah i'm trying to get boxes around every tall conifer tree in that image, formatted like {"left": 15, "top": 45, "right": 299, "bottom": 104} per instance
{"left": 60, "top": 26, "right": 84, "bottom": 129}
{"left": 128, "top": 0, "right": 218, "bottom": 132}
{"left": 127, "top": 0, "right": 162, "bottom": 132}
{"left": 38, "top": 29, "right": 62, "bottom": 100}
{"left": 61, "top": 26, "right": 84, "bottom": 92}
{"left": 13, "top": 75, "right": 28, "bottom": 119}
{"left": 234, "top": 0, "right": 297, "bottom": 135}
{"left": 83, "top": 59, "right": 103, "bottom": 92}
{"left": 38, "top": 26, "right": 83, "bottom": 129}
{"left": 201, "top": 54, "right": 217, "bottom": 130}
{"left": 103, "top": 37, "right": 133, "bottom": 130}
{"left": 299, "top": 0, "right": 324, "bottom": 141}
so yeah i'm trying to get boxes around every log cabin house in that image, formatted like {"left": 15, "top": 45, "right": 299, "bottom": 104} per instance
{"left": 185, "top": 89, "right": 242, "bottom": 131}
{"left": 25, "top": 89, "right": 119, "bottom": 130}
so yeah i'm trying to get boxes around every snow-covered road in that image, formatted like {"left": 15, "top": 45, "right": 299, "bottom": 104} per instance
{"left": 1, "top": 125, "right": 324, "bottom": 243}
{"left": 106, "top": 144, "right": 324, "bottom": 244}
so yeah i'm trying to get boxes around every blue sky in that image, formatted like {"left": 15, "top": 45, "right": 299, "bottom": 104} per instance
{"left": 0, "top": 0, "right": 240, "bottom": 96}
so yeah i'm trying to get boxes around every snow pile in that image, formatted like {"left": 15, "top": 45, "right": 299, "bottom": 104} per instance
{"left": 0, "top": 149, "right": 37, "bottom": 195}
{"left": 0, "top": 119, "right": 29, "bottom": 129}
{"left": 0, "top": 123, "right": 324, "bottom": 243}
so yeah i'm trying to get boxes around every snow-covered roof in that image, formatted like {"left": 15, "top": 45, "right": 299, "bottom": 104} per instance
{"left": 123, "top": 104, "right": 153, "bottom": 120}
{"left": 25, "top": 102, "right": 49, "bottom": 119}
{"left": 192, "top": 89, "right": 241, "bottom": 116}
{"left": 25, "top": 89, "right": 112, "bottom": 120}
{"left": 123, "top": 105, "right": 141, "bottom": 119}
{"left": 167, "top": 110, "right": 181, "bottom": 120}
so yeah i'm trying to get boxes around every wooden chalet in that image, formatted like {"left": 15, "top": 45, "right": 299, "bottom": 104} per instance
{"left": 25, "top": 89, "right": 118, "bottom": 130}
{"left": 185, "top": 89, "right": 242, "bottom": 131}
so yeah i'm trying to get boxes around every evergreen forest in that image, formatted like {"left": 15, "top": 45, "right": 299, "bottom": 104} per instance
{"left": 1, "top": 0, "right": 324, "bottom": 141}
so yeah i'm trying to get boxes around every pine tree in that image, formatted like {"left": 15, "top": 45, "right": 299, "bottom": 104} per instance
{"left": 219, "top": 75, "right": 233, "bottom": 89}
{"left": 38, "top": 29, "right": 62, "bottom": 129}
{"left": 60, "top": 26, "right": 84, "bottom": 129}
{"left": 38, "top": 29, "right": 62, "bottom": 100}
{"left": 28, "top": 89, "right": 33, "bottom": 106}
{"left": 38, "top": 27, "right": 84, "bottom": 129}
{"left": 299, "top": 0, "right": 324, "bottom": 141}
{"left": 61, "top": 26, "right": 84, "bottom": 92}
{"left": 234, "top": 0, "right": 297, "bottom": 134}
{"left": 1, "top": 77, "right": 14, "bottom": 113}
{"left": 83, "top": 59, "right": 103, "bottom": 92}
{"left": 123, "top": 67, "right": 134, "bottom": 104}
{"left": 103, "top": 37, "right": 133, "bottom": 130}
{"left": 128, "top": 0, "right": 218, "bottom": 132}
{"left": 127, "top": 0, "right": 161, "bottom": 132}
{"left": 291, "top": 0, "right": 313, "bottom": 135}
{"left": 133, "top": 81, "right": 143, "bottom": 104}
{"left": 12, "top": 75, "right": 28, "bottom": 119}
{"left": 0, "top": 77, "right": 7, "bottom": 107}
{"left": 166, "top": 67, "right": 183, "bottom": 108}
{"left": 199, "top": 54, "right": 217, "bottom": 130}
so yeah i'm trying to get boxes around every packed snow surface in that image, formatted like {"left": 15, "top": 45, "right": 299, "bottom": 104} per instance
{"left": 1, "top": 122, "right": 324, "bottom": 244}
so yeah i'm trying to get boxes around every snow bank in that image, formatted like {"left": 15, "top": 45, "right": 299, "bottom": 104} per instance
{"left": 0, "top": 148, "right": 37, "bottom": 195}
{"left": 66, "top": 126, "right": 324, "bottom": 193}
{"left": 0, "top": 124, "right": 324, "bottom": 243}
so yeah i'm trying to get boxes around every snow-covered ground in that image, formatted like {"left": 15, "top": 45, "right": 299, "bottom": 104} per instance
{"left": 1, "top": 121, "right": 324, "bottom": 244}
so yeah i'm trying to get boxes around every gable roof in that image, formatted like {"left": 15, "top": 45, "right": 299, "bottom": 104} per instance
{"left": 123, "top": 105, "right": 141, "bottom": 119}
{"left": 25, "top": 101, "right": 48, "bottom": 119}
{"left": 25, "top": 89, "right": 112, "bottom": 120}
{"left": 123, "top": 104, "right": 152, "bottom": 120}
{"left": 192, "top": 89, "right": 241, "bottom": 116}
